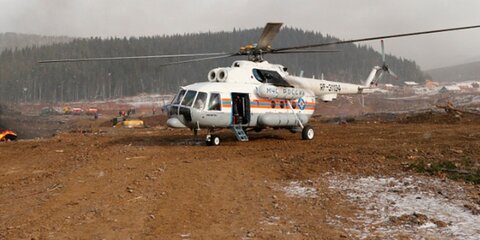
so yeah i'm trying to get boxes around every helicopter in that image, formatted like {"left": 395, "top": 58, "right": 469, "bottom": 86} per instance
{"left": 40, "top": 23, "right": 480, "bottom": 146}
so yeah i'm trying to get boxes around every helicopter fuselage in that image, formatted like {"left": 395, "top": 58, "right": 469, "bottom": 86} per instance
{"left": 166, "top": 60, "right": 318, "bottom": 131}
{"left": 166, "top": 60, "right": 380, "bottom": 134}
{"left": 167, "top": 81, "right": 315, "bottom": 130}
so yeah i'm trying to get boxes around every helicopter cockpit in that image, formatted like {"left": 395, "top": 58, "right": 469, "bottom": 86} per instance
{"left": 167, "top": 88, "right": 224, "bottom": 128}
{"left": 170, "top": 89, "right": 221, "bottom": 111}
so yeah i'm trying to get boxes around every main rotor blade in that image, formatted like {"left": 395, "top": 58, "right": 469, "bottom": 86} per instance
{"left": 273, "top": 24, "right": 480, "bottom": 52}
{"left": 156, "top": 54, "right": 238, "bottom": 67}
{"left": 270, "top": 49, "right": 340, "bottom": 54}
{"left": 256, "top": 22, "right": 283, "bottom": 50}
{"left": 38, "top": 52, "right": 228, "bottom": 63}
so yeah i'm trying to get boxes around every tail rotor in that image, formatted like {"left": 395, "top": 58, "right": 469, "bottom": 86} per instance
{"left": 365, "top": 40, "right": 399, "bottom": 87}
{"left": 380, "top": 40, "right": 398, "bottom": 79}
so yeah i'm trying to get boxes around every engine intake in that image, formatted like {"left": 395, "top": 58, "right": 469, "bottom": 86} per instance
{"left": 207, "top": 68, "right": 220, "bottom": 82}
{"left": 207, "top": 68, "right": 228, "bottom": 82}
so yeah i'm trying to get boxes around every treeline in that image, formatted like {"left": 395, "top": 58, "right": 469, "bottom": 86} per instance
{"left": 0, "top": 27, "right": 426, "bottom": 103}
{"left": 0, "top": 32, "right": 73, "bottom": 53}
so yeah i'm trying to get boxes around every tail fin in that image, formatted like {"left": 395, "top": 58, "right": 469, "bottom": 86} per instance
{"left": 363, "top": 66, "right": 382, "bottom": 87}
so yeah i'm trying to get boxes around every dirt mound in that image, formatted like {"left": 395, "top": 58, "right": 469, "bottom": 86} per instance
{"left": 98, "top": 114, "right": 168, "bottom": 128}
{"left": 317, "top": 110, "right": 480, "bottom": 125}
{"left": 0, "top": 105, "right": 106, "bottom": 139}
{"left": 0, "top": 105, "right": 65, "bottom": 139}
{"left": 398, "top": 111, "right": 460, "bottom": 124}
{"left": 140, "top": 114, "right": 168, "bottom": 127}
{"left": 398, "top": 111, "right": 480, "bottom": 124}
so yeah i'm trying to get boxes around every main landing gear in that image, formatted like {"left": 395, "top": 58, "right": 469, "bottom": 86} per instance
{"left": 301, "top": 125, "right": 314, "bottom": 140}
{"left": 205, "top": 134, "right": 221, "bottom": 146}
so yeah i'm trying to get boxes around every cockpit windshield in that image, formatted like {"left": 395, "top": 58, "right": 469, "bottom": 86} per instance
{"left": 172, "top": 89, "right": 186, "bottom": 104}
{"left": 172, "top": 90, "right": 211, "bottom": 110}
{"left": 181, "top": 90, "right": 197, "bottom": 107}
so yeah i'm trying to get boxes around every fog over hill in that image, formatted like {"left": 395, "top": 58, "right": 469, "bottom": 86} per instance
{"left": 426, "top": 61, "right": 480, "bottom": 83}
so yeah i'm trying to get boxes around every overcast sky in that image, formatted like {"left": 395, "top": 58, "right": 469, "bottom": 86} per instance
{"left": 1, "top": 0, "right": 479, "bottom": 69}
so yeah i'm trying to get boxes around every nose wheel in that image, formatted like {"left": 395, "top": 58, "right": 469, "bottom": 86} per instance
{"left": 206, "top": 134, "right": 221, "bottom": 146}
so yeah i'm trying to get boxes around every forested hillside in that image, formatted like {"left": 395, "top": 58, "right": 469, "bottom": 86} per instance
{"left": 0, "top": 27, "right": 426, "bottom": 103}
{"left": 0, "top": 32, "right": 73, "bottom": 53}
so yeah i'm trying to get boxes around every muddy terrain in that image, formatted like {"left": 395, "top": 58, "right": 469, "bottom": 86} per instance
{"left": 1, "top": 110, "right": 479, "bottom": 239}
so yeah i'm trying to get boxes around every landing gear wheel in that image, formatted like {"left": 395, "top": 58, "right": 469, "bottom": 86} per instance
{"left": 212, "top": 135, "right": 220, "bottom": 146}
{"left": 301, "top": 126, "right": 314, "bottom": 140}
{"left": 206, "top": 134, "right": 221, "bottom": 146}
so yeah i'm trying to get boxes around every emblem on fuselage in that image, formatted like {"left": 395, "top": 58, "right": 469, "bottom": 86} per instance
{"left": 297, "top": 98, "right": 306, "bottom": 110}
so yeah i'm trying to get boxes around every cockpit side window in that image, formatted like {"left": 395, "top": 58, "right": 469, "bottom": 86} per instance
{"left": 252, "top": 69, "right": 262, "bottom": 81}
{"left": 172, "top": 90, "right": 186, "bottom": 104}
{"left": 193, "top": 92, "right": 207, "bottom": 110}
{"left": 181, "top": 90, "right": 197, "bottom": 107}
{"left": 208, "top": 93, "right": 221, "bottom": 111}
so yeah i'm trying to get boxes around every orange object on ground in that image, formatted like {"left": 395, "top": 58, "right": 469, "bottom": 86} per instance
{"left": 0, "top": 130, "right": 17, "bottom": 141}
{"left": 86, "top": 108, "right": 98, "bottom": 115}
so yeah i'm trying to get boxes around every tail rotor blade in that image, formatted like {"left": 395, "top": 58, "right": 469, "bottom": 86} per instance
{"left": 387, "top": 68, "right": 399, "bottom": 79}
{"left": 378, "top": 71, "right": 384, "bottom": 81}
{"left": 381, "top": 40, "right": 385, "bottom": 64}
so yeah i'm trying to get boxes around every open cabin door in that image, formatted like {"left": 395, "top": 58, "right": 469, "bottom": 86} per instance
{"left": 231, "top": 93, "right": 250, "bottom": 125}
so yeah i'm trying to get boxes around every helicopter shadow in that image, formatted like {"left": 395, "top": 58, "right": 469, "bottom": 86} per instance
{"left": 106, "top": 131, "right": 286, "bottom": 147}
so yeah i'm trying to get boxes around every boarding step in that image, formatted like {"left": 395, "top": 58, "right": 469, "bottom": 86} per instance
{"left": 231, "top": 125, "right": 249, "bottom": 142}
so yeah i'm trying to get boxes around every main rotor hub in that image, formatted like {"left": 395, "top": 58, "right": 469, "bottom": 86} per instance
{"left": 239, "top": 44, "right": 272, "bottom": 62}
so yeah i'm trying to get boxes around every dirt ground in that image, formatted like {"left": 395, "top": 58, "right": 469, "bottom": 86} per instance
{"left": 1, "top": 111, "right": 480, "bottom": 239}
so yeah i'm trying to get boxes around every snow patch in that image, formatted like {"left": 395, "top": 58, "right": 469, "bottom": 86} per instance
{"left": 281, "top": 181, "right": 317, "bottom": 198}
{"left": 328, "top": 175, "right": 480, "bottom": 240}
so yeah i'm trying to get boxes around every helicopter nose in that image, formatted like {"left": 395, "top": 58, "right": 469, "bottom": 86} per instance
{"left": 167, "top": 117, "right": 187, "bottom": 128}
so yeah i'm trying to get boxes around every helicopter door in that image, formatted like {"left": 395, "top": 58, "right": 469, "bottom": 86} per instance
{"left": 231, "top": 93, "right": 250, "bottom": 125}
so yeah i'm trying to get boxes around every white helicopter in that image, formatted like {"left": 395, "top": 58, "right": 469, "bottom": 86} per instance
{"left": 40, "top": 23, "right": 480, "bottom": 146}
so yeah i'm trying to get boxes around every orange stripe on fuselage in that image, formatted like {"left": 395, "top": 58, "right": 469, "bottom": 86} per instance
{"left": 250, "top": 99, "right": 315, "bottom": 110}
{"left": 250, "top": 106, "right": 316, "bottom": 110}
{"left": 221, "top": 97, "right": 315, "bottom": 110}
{"left": 221, "top": 98, "right": 231, "bottom": 108}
